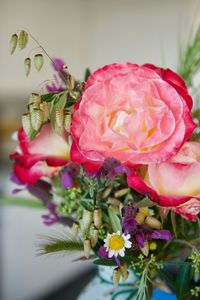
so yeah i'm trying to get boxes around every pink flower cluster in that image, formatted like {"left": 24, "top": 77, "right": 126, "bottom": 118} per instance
{"left": 11, "top": 62, "right": 200, "bottom": 221}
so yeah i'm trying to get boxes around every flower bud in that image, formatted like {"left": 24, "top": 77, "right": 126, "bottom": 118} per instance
{"left": 145, "top": 216, "right": 162, "bottom": 229}
{"left": 21, "top": 113, "right": 32, "bottom": 136}
{"left": 84, "top": 239, "right": 91, "bottom": 259}
{"left": 18, "top": 30, "right": 28, "bottom": 50}
{"left": 71, "top": 222, "right": 79, "bottom": 238}
{"left": 113, "top": 268, "right": 121, "bottom": 285}
{"left": 114, "top": 188, "right": 129, "bottom": 198}
{"left": 107, "top": 197, "right": 121, "bottom": 206}
{"left": 135, "top": 212, "right": 145, "bottom": 225}
{"left": 94, "top": 207, "right": 102, "bottom": 229}
{"left": 31, "top": 108, "right": 43, "bottom": 131}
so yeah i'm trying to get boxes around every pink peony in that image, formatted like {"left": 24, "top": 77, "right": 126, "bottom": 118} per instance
{"left": 127, "top": 142, "right": 200, "bottom": 221}
{"left": 71, "top": 63, "right": 195, "bottom": 168}
{"left": 10, "top": 124, "right": 71, "bottom": 184}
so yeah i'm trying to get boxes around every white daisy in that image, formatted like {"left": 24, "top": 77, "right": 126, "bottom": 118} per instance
{"left": 103, "top": 231, "right": 132, "bottom": 258}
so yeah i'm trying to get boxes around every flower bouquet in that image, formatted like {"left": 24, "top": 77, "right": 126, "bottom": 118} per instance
{"left": 9, "top": 29, "right": 200, "bottom": 300}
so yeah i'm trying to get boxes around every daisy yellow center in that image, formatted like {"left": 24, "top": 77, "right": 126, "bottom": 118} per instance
{"left": 109, "top": 235, "right": 125, "bottom": 250}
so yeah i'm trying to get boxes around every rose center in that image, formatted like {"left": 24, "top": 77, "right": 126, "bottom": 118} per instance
{"left": 109, "top": 235, "right": 125, "bottom": 250}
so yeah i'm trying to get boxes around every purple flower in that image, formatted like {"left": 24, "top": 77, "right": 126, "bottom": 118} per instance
{"left": 41, "top": 203, "right": 59, "bottom": 225}
{"left": 46, "top": 58, "right": 67, "bottom": 92}
{"left": 98, "top": 246, "right": 109, "bottom": 259}
{"left": 61, "top": 162, "right": 80, "bottom": 188}
{"left": 149, "top": 230, "right": 172, "bottom": 241}
{"left": 51, "top": 58, "right": 65, "bottom": 72}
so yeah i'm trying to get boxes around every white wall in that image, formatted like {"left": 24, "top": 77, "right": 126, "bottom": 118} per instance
{"left": 1, "top": 1, "right": 200, "bottom": 300}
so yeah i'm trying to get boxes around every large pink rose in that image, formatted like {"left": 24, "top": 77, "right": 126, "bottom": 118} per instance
{"left": 127, "top": 142, "right": 200, "bottom": 221}
{"left": 10, "top": 124, "right": 71, "bottom": 184}
{"left": 71, "top": 63, "right": 195, "bottom": 168}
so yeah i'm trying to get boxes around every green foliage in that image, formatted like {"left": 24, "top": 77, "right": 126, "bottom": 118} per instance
{"left": 0, "top": 197, "right": 44, "bottom": 209}
{"left": 175, "top": 263, "right": 191, "bottom": 300}
{"left": 84, "top": 68, "right": 91, "bottom": 81}
{"left": 38, "top": 235, "right": 83, "bottom": 255}
{"left": 93, "top": 258, "right": 116, "bottom": 266}
{"left": 108, "top": 208, "right": 121, "bottom": 233}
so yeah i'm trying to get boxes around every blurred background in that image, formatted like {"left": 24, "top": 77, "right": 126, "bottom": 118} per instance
{"left": 1, "top": 0, "right": 200, "bottom": 299}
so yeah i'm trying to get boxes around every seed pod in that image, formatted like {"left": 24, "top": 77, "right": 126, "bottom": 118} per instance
{"left": 107, "top": 197, "right": 121, "bottom": 206}
{"left": 114, "top": 188, "right": 129, "bottom": 198}
{"left": 113, "top": 268, "right": 121, "bottom": 285}
{"left": 31, "top": 108, "right": 43, "bottom": 131}
{"left": 135, "top": 212, "right": 145, "bottom": 225}
{"left": 140, "top": 240, "right": 149, "bottom": 257}
{"left": 40, "top": 102, "right": 50, "bottom": 122}
{"left": 34, "top": 54, "right": 44, "bottom": 71}
{"left": 71, "top": 222, "right": 79, "bottom": 238}
{"left": 64, "top": 110, "right": 71, "bottom": 132}
{"left": 55, "top": 107, "right": 64, "bottom": 134}
{"left": 90, "top": 225, "right": 99, "bottom": 247}
{"left": 24, "top": 58, "right": 31, "bottom": 77}
{"left": 18, "top": 30, "right": 28, "bottom": 50}
{"left": 145, "top": 216, "right": 162, "bottom": 229}
{"left": 29, "top": 93, "right": 41, "bottom": 105}
{"left": 84, "top": 239, "right": 91, "bottom": 259}
{"left": 21, "top": 113, "right": 32, "bottom": 136}
{"left": 120, "top": 263, "right": 129, "bottom": 282}
{"left": 102, "top": 187, "right": 112, "bottom": 199}
{"left": 29, "top": 103, "right": 40, "bottom": 112}
{"left": 94, "top": 207, "right": 102, "bottom": 229}
{"left": 10, "top": 34, "right": 18, "bottom": 54}
{"left": 80, "top": 209, "right": 93, "bottom": 235}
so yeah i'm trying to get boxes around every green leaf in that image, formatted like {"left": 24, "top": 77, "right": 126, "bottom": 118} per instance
{"left": 158, "top": 269, "right": 175, "bottom": 292}
{"left": 10, "top": 34, "right": 18, "bottom": 54}
{"left": 0, "top": 197, "right": 44, "bottom": 209}
{"left": 38, "top": 236, "right": 83, "bottom": 255}
{"left": 18, "top": 30, "right": 28, "bottom": 50}
{"left": 93, "top": 258, "right": 116, "bottom": 266}
{"left": 41, "top": 93, "right": 57, "bottom": 102}
{"left": 84, "top": 68, "right": 91, "bottom": 81}
{"left": 80, "top": 199, "right": 93, "bottom": 210}
{"left": 34, "top": 54, "right": 44, "bottom": 71}
{"left": 175, "top": 263, "right": 191, "bottom": 299}
{"left": 108, "top": 208, "right": 122, "bottom": 233}
{"left": 30, "top": 129, "right": 38, "bottom": 140}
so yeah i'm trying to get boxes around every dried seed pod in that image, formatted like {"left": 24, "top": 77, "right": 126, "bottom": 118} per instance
{"left": 84, "top": 238, "right": 91, "bottom": 259}
{"left": 145, "top": 216, "right": 162, "bottom": 229}
{"left": 114, "top": 188, "right": 129, "bottom": 198}
{"left": 102, "top": 187, "right": 112, "bottom": 199}
{"left": 40, "top": 102, "right": 50, "bottom": 122}
{"left": 140, "top": 240, "right": 149, "bottom": 257}
{"left": 18, "top": 30, "right": 28, "bottom": 50}
{"left": 107, "top": 197, "right": 121, "bottom": 206}
{"left": 135, "top": 212, "right": 145, "bottom": 225}
{"left": 71, "top": 222, "right": 79, "bottom": 238}
{"left": 31, "top": 108, "right": 43, "bottom": 131}
{"left": 66, "top": 74, "right": 75, "bottom": 90}
{"left": 10, "top": 34, "right": 18, "bottom": 54}
{"left": 90, "top": 225, "right": 99, "bottom": 247}
{"left": 113, "top": 268, "right": 121, "bottom": 285}
{"left": 55, "top": 107, "right": 64, "bottom": 134}
{"left": 21, "top": 113, "right": 32, "bottom": 136}
{"left": 64, "top": 110, "right": 71, "bottom": 132}
{"left": 29, "top": 93, "right": 41, "bottom": 105}
{"left": 24, "top": 57, "right": 31, "bottom": 77}
{"left": 34, "top": 54, "right": 44, "bottom": 71}
{"left": 94, "top": 207, "right": 102, "bottom": 229}
{"left": 120, "top": 263, "right": 129, "bottom": 282}
{"left": 80, "top": 209, "right": 93, "bottom": 235}
{"left": 29, "top": 102, "right": 40, "bottom": 112}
